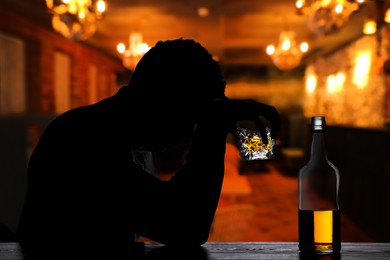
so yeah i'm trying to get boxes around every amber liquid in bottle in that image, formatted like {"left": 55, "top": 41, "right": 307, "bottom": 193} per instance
{"left": 299, "top": 209, "right": 341, "bottom": 254}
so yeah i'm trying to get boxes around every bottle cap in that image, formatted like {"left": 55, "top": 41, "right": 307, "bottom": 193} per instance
{"left": 312, "top": 116, "right": 325, "bottom": 131}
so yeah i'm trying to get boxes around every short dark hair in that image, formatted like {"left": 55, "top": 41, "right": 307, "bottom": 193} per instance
{"left": 128, "top": 38, "right": 226, "bottom": 104}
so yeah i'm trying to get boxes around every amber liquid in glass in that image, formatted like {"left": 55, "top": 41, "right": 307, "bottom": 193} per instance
{"left": 299, "top": 209, "right": 341, "bottom": 254}
{"left": 237, "top": 126, "right": 275, "bottom": 160}
{"left": 242, "top": 135, "right": 270, "bottom": 153}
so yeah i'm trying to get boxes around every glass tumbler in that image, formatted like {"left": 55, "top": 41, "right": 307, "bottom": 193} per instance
{"left": 235, "top": 120, "right": 276, "bottom": 160}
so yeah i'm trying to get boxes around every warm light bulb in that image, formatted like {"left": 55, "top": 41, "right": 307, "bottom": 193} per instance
{"left": 139, "top": 43, "right": 151, "bottom": 54}
{"left": 296, "top": 0, "right": 304, "bottom": 9}
{"left": 335, "top": 4, "right": 343, "bottom": 14}
{"left": 363, "top": 19, "right": 376, "bottom": 35}
{"left": 117, "top": 43, "right": 126, "bottom": 54}
{"left": 97, "top": 0, "right": 106, "bottom": 13}
{"left": 300, "top": 42, "right": 309, "bottom": 53}
{"left": 281, "top": 39, "right": 291, "bottom": 51}
{"left": 266, "top": 45, "right": 275, "bottom": 55}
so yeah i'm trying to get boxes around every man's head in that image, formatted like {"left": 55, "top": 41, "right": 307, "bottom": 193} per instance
{"left": 124, "top": 38, "right": 226, "bottom": 151}
{"left": 128, "top": 38, "right": 226, "bottom": 108}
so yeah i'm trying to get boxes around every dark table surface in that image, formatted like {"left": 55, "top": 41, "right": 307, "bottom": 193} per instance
{"left": 1, "top": 242, "right": 389, "bottom": 259}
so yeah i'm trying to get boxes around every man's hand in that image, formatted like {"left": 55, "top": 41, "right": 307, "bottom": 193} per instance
{"left": 217, "top": 97, "right": 282, "bottom": 144}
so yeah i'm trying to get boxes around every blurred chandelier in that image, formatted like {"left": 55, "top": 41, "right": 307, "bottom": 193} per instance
{"left": 46, "top": 0, "right": 107, "bottom": 41}
{"left": 295, "top": 0, "right": 364, "bottom": 35}
{"left": 266, "top": 30, "right": 309, "bottom": 71}
{"left": 117, "top": 32, "right": 151, "bottom": 71}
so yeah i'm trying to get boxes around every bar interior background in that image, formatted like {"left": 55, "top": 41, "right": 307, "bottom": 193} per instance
{"left": 0, "top": 0, "right": 389, "bottom": 243}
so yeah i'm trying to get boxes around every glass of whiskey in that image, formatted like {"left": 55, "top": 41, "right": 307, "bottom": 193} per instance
{"left": 235, "top": 120, "right": 275, "bottom": 160}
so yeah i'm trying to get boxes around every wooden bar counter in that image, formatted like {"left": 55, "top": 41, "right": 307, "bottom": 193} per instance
{"left": 1, "top": 242, "right": 389, "bottom": 259}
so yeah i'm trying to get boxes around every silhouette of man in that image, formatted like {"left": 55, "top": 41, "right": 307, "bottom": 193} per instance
{"left": 17, "top": 39, "right": 281, "bottom": 259}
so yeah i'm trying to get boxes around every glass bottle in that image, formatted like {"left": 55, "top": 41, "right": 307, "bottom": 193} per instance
{"left": 298, "top": 116, "right": 340, "bottom": 255}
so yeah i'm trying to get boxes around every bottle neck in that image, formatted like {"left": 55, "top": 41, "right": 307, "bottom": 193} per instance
{"left": 310, "top": 131, "right": 328, "bottom": 162}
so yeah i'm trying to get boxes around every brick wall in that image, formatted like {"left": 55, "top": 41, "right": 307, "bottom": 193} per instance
{"left": 0, "top": 5, "right": 128, "bottom": 114}
{"left": 303, "top": 24, "right": 390, "bottom": 127}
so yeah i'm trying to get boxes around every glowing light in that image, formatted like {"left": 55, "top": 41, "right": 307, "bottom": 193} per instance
{"left": 306, "top": 74, "right": 317, "bottom": 93}
{"left": 198, "top": 7, "right": 210, "bottom": 17}
{"left": 300, "top": 42, "right": 309, "bottom": 53}
{"left": 296, "top": 0, "right": 304, "bottom": 9}
{"left": 353, "top": 51, "right": 371, "bottom": 89}
{"left": 385, "top": 8, "right": 390, "bottom": 23}
{"left": 116, "top": 43, "right": 126, "bottom": 54}
{"left": 117, "top": 32, "right": 151, "bottom": 71}
{"left": 327, "top": 75, "right": 337, "bottom": 93}
{"left": 363, "top": 19, "right": 377, "bottom": 35}
{"left": 326, "top": 72, "right": 345, "bottom": 93}
{"left": 335, "top": 4, "right": 343, "bottom": 14}
{"left": 46, "top": 0, "right": 106, "bottom": 41}
{"left": 281, "top": 38, "right": 292, "bottom": 51}
{"left": 266, "top": 30, "right": 308, "bottom": 71}
{"left": 96, "top": 0, "right": 106, "bottom": 13}
{"left": 266, "top": 45, "right": 275, "bottom": 55}
{"left": 335, "top": 72, "right": 345, "bottom": 91}
{"left": 295, "top": 0, "right": 362, "bottom": 35}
